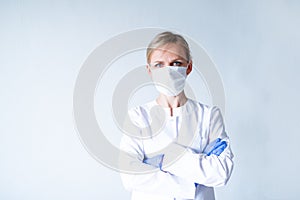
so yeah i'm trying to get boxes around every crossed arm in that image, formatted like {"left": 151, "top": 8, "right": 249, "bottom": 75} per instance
{"left": 119, "top": 106, "right": 234, "bottom": 198}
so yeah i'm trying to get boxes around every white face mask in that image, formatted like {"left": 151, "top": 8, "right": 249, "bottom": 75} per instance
{"left": 151, "top": 66, "right": 187, "bottom": 96}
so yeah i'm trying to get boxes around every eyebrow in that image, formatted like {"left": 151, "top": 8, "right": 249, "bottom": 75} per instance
{"left": 152, "top": 58, "right": 186, "bottom": 63}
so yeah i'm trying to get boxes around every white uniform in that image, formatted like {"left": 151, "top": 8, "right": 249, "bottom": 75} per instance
{"left": 119, "top": 99, "right": 234, "bottom": 200}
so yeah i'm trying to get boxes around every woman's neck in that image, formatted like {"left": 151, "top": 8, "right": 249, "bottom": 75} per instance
{"left": 156, "top": 92, "right": 188, "bottom": 109}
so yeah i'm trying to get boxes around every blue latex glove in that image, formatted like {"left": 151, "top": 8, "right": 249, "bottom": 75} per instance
{"left": 143, "top": 154, "right": 164, "bottom": 169}
{"left": 203, "top": 138, "right": 227, "bottom": 156}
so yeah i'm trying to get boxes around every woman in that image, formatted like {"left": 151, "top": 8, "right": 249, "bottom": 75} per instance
{"left": 119, "top": 31, "right": 234, "bottom": 200}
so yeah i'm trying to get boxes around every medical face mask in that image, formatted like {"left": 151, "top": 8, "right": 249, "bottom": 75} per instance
{"left": 151, "top": 66, "right": 187, "bottom": 96}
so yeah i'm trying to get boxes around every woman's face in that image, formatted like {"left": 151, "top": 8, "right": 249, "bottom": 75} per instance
{"left": 147, "top": 43, "right": 192, "bottom": 75}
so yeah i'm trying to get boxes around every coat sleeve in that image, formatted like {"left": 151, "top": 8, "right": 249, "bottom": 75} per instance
{"left": 161, "top": 106, "right": 234, "bottom": 187}
{"left": 118, "top": 109, "right": 196, "bottom": 199}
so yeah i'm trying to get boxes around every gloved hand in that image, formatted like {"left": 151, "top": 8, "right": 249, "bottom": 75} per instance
{"left": 203, "top": 138, "right": 227, "bottom": 156}
{"left": 143, "top": 154, "right": 164, "bottom": 169}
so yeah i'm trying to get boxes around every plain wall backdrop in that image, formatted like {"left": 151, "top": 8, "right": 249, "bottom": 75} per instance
{"left": 1, "top": 0, "right": 300, "bottom": 199}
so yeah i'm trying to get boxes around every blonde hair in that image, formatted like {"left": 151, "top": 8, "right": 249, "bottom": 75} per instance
{"left": 146, "top": 31, "right": 191, "bottom": 64}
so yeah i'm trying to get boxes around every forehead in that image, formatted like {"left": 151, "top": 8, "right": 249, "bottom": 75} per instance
{"left": 150, "top": 43, "right": 187, "bottom": 62}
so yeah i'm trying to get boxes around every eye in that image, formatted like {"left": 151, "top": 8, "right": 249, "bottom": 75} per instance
{"left": 172, "top": 61, "right": 183, "bottom": 66}
{"left": 153, "top": 63, "right": 163, "bottom": 68}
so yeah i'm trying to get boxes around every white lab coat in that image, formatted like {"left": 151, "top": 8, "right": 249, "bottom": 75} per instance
{"left": 119, "top": 99, "right": 234, "bottom": 200}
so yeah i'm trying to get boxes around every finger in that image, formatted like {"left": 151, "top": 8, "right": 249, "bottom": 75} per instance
{"left": 203, "top": 138, "right": 221, "bottom": 155}
{"left": 213, "top": 139, "right": 226, "bottom": 148}
{"left": 208, "top": 141, "right": 227, "bottom": 156}
{"left": 211, "top": 142, "right": 227, "bottom": 156}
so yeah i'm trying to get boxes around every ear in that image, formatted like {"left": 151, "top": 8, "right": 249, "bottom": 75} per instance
{"left": 146, "top": 64, "right": 152, "bottom": 76}
{"left": 186, "top": 60, "right": 192, "bottom": 75}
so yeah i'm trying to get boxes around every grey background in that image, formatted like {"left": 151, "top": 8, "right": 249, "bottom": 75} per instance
{"left": 1, "top": 0, "right": 300, "bottom": 199}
